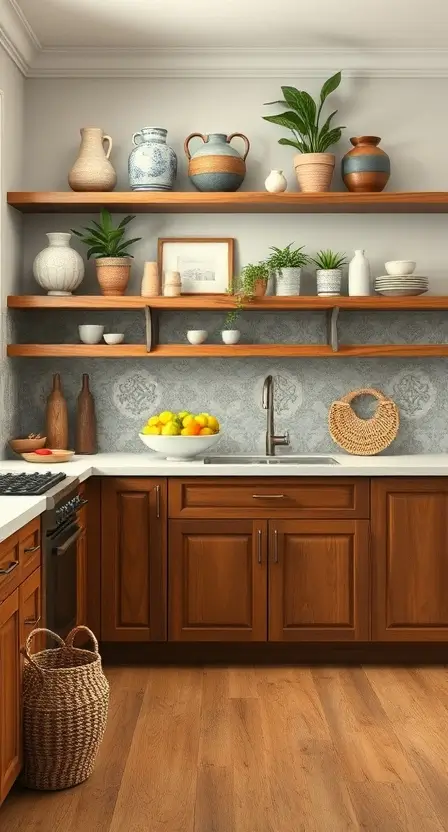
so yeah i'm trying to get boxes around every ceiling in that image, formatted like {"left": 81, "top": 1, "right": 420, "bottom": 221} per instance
{"left": 14, "top": 0, "right": 448, "bottom": 49}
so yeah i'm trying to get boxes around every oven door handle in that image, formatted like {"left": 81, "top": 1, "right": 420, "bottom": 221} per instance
{"left": 53, "top": 525, "right": 82, "bottom": 556}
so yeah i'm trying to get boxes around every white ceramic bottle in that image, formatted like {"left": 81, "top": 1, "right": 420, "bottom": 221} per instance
{"left": 264, "top": 170, "right": 287, "bottom": 193}
{"left": 348, "top": 249, "right": 371, "bottom": 296}
{"left": 33, "top": 232, "right": 85, "bottom": 295}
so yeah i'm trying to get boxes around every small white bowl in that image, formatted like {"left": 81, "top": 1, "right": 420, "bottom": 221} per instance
{"left": 103, "top": 333, "right": 124, "bottom": 345}
{"left": 222, "top": 330, "right": 241, "bottom": 345}
{"left": 385, "top": 260, "right": 416, "bottom": 276}
{"left": 187, "top": 330, "right": 208, "bottom": 345}
{"left": 139, "top": 432, "right": 221, "bottom": 460}
{"left": 79, "top": 324, "right": 104, "bottom": 344}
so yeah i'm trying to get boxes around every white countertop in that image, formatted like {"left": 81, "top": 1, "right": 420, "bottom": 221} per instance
{"left": 1, "top": 452, "right": 448, "bottom": 542}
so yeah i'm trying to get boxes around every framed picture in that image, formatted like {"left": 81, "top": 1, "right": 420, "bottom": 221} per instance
{"left": 158, "top": 237, "right": 234, "bottom": 294}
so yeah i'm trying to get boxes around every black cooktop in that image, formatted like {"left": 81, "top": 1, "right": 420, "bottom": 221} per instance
{"left": 0, "top": 472, "right": 67, "bottom": 496}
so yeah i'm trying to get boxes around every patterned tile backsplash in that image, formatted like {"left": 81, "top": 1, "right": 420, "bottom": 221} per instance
{"left": 11, "top": 309, "right": 448, "bottom": 455}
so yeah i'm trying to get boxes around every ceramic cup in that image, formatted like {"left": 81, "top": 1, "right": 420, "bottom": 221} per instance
{"left": 187, "top": 330, "right": 208, "bottom": 345}
{"left": 103, "top": 333, "right": 124, "bottom": 345}
{"left": 79, "top": 324, "right": 104, "bottom": 344}
{"left": 385, "top": 260, "right": 416, "bottom": 276}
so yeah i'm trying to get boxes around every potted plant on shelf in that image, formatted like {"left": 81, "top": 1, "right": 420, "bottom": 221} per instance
{"left": 311, "top": 249, "right": 347, "bottom": 296}
{"left": 266, "top": 243, "right": 309, "bottom": 296}
{"left": 221, "top": 307, "right": 241, "bottom": 344}
{"left": 71, "top": 209, "right": 141, "bottom": 296}
{"left": 239, "top": 262, "right": 270, "bottom": 298}
{"left": 263, "top": 71, "right": 344, "bottom": 193}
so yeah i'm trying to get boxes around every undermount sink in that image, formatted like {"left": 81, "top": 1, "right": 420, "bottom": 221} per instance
{"left": 203, "top": 455, "right": 339, "bottom": 465}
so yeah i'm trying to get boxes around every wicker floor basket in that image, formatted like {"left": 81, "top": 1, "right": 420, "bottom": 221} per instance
{"left": 21, "top": 626, "right": 109, "bottom": 791}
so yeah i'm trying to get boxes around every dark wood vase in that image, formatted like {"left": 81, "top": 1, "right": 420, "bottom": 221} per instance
{"left": 342, "top": 136, "right": 390, "bottom": 193}
{"left": 46, "top": 373, "right": 69, "bottom": 449}
{"left": 75, "top": 374, "right": 97, "bottom": 454}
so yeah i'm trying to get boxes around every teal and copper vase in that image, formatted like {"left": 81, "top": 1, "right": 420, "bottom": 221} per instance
{"left": 184, "top": 132, "right": 250, "bottom": 192}
{"left": 342, "top": 136, "right": 390, "bottom": 193}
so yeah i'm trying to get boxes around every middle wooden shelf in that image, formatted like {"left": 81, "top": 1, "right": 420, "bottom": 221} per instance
{"left": 7, "top": 344, "right": 448, "bottom": 358}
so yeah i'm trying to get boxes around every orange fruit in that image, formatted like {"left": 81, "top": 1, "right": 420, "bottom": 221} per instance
{"left": 181, "top": 422, "right": 201, "bottom": 436}
{"left": 182, "top": 414, "right": 196, "bottom": 428}
{"left": 199, "top": 427, "right": 214, "bottom": 435}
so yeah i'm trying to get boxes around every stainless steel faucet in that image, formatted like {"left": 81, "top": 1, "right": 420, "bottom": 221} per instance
{"left": 262, "top": 375, "right": 290, "bottom": 456}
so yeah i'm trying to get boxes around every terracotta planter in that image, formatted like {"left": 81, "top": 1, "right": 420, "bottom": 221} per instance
{"left": 254, "top": 279, "right": 267, "bottom": 297}
{"left": 96, "top": 257, "right": 131, "bottom": 296}
{"left": 342, "top": 136, "right": 390, "bottom": 193}
{"left": 294, "top": 153, "right": 335, "bottom": 193}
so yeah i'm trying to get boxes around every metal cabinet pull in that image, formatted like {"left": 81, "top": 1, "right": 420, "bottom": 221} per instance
{"left": 155, "top": 485, "right": 161, "bottom": 519}
{"left": 252, "top": 494, "right": 285, "bottom": 499}
{"left": 25, "top": 616, "right": 41, "bottom": 626}
{"left": 257, "top": 529, "right": 262, "bottom": 564}
{"left": 0, "top": 560, "right": 19, "bottom": 575}
{"left": 273, "top": 530, "right": 279, "bottom": 564}
{"left": 24, "top": 544, "right": 40, "bottom": 554}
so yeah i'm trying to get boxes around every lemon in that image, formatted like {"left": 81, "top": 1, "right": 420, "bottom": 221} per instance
{"left": 207, "top": 416, "right": 219, "bottom": 432}
{"left": 146, "top": 425, "right": 161, "bottom": 435}
{"left": 141, "top": 425, "right": 153, "bottom": 435}
{"left": 195, "top": 414, "right": 208, "bottom": 427}
{"left": 199, "top": 427, "right": 214, "bottom": 435}
{"left": 178, "top": 410, "right": 190, "bottom": 420}
{"left": 147, "top": 415, "right": 161, "bottom": 426}
{"left": 161, "top": 421, "right": 181, "bottom": 436}
{"left": 159, "top": 410, "right": 175, "bottom": 425}
{"left": 182, "top": 414, "right": 196, "bottom": 428}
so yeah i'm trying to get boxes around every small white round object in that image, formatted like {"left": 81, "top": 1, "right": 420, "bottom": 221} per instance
{"left": 139, "top": 432, "right": 221, "bottom": 460}
{"left": 264, "top": 169, "right": 287, "bottom": 193}
{"left": 222, "top": 329, "right": 240, "bottom": 345}
{"left": 385, "top": 260, "right": 416, "bottom": 276}
{"left": 187, "top": 330, "right": 208, "bottom": 345}
{"left": 103, "top": 333, "right": 124, "bottom": 345}
{"left": 78, "top": 324, "right": 104, "bottom": 344}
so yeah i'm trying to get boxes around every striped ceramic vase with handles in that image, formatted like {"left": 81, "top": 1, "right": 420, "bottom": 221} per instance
{"left": 184, "top": 132, "right": 250, "bottom": 192}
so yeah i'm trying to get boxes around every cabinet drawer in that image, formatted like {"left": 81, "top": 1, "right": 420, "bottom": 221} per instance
{"left": 169, "top": 478, "right": 369, "bottom": 519}
{"left": 20, "top": 518, "right": 41, "bottom": 580}
{"left": 0, "top": 534, "right": 21, "bottom": 602}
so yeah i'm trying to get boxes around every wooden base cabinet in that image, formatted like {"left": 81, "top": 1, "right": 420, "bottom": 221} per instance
{"left": 101, "top": 478, "right": 167, "bottom": 642}
{"left": 372, "top": 478, "right": 448, "bottom": 641}
{"left": 0, "top": 589, "right": 22, "bottom": 805}
{"left": 169, "top": 520, "right": 267, "bottom": 641}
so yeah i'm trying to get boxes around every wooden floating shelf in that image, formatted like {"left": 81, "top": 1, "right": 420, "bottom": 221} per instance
{"left": 7, "top": 344, "right": 448, "bottom": 358}
{"left": 8, "top": 191, "right": 448, "bottom": 214}
{"left": 8, "top": 295, "right": 448, "bottom": 311}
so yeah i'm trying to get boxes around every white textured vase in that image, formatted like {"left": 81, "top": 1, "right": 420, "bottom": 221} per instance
{"left": 264, "top": 169, "right": 287, "bottom": 193}
{"left": 276, "top": 267, "right": 301, "bottom": 296}
{"left": 33, "top": 233, "right": 85, "bottom": 296}
{"left": 316, "top": 269, "right": 342, "bottom": 296}
{"left": 348, "top": 249, "right": 371, "bottom": 296}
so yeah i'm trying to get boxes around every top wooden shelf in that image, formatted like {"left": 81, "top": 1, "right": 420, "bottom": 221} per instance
{"left": 8, "top": 191, "right": 448, "bottom": 214}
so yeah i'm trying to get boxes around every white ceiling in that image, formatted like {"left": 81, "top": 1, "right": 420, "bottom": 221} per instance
{"left": 14, "top": 0, "right": 448, "bottom": 49}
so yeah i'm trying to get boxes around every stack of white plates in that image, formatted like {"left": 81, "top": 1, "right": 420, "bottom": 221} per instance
{"left": 374, "top": 275, "right": 429, "bottom": 297}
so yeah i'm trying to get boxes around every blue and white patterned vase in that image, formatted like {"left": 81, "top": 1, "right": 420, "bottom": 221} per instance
{"left": 128, "top": 127, "right": 177, "bottom": 191}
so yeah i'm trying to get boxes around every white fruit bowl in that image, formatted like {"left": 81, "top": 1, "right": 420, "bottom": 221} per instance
{"left": 139, "top": 431, "right": 221, "bottom": 460}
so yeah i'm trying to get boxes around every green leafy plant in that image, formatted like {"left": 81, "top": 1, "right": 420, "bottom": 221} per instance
{"left": 263, "top": 71, "right": 345, "bottom": 154}
{"left": 71, "top": 209, "right": 142, "bottom": 259}
{"left": 311, "top": 249, "right": 347, "bottom": 270}
{"left": 266, "top": 243, "right": 309, "bottom": 271}
{"left": 240, "top": 262, "right": 269, "bottom": 294}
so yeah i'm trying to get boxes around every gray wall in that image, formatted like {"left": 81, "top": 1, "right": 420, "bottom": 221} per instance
{"left": 0, "top": 48, "right": 23, "bottom": 456}
{"left": 11, "top": 75, "right": 448, "bottom": 453}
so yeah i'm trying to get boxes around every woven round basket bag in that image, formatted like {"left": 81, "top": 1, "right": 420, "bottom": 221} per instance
{"left": 329, "top": 387, "right": 399, "bottom": 456}
{"left": 21, "top": 626, "right": 109, "bottom": 791}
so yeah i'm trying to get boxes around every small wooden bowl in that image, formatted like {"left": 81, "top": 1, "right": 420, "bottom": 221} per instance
{"left": 9, "top": 436, "right": 46, "bottom": 454}
{"left": 21, "top": 449, "right": 74, "bottom": 464}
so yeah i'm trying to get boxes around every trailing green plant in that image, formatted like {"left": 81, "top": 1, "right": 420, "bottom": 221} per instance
{"left": 311, "top": 249, "right": 347, "bottom": 270}
{"left": 224, "top": 279, "right": 245, "bottom": 329}
{"left": 240, "top": 261, "right": 269, "bottom": 294}
{"left": 263, "top": 71, "right": 345, "bottom": 154}
{"left": 266, "top": 243, "right": 309, "bottom": 271}
{"left": 71, "top": 208, "right": 142, "bottom": 259}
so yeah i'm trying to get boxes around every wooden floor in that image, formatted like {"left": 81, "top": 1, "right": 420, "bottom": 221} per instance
{"left": 2, "top": 666, "right": 448, "bottom": 831}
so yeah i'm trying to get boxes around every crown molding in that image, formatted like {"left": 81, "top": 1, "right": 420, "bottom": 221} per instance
{"left": 26, "top": 46, "right": 448, "bottom": 79}
{"left": 0, "top": 0, "right": 39, "bottom": 74}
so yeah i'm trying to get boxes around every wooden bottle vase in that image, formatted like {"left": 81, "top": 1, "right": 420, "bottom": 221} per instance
{"left": 75, "top": 373, "right": 97, "bottom": 454}
{"left": 46, "top": 373, "right": 69, "bottom": 449}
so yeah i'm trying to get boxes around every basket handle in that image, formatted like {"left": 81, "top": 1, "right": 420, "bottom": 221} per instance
{"left": 338, "top": 387, "right": 388, "bottom": 405}
{"left": 65, "top": 625, "right": 99, "bottom": 653}
{"left": 21, "top": 628, "right": 65, "bottom": 674}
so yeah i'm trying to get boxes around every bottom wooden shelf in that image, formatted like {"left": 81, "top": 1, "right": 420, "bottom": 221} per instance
{"left": 7, "top": 343, "right": 448, "bottom": 358}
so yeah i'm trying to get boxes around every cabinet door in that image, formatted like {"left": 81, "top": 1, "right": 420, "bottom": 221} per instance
{"left": 0, "top": 590, "right": 21, "bottom": 806}
{"left": 19, "top": 568, "right": 42, "bottom": 649}
{"left": 76, "top": 531, "right": 87, "bottom": 627}
{"left": 268, "top": 520, "right": 370, "bottom": 642}
{"left": 372, "top": 478, "right": 448, "bottom": 641}
{"left": 169, "top": 520, "right": 267, "bottom": 641}
{"left": 101, "top": 478, "right": 167, "bottom": 642}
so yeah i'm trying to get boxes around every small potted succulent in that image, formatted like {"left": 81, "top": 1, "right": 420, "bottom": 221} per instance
{"left": 311, "top": 249, "right": 347, "bottom": 296}
{"left": 72, "top": 209, "right": 141, "bottom": 296}
{"left": 221, "top": 307, "right": 241, "bottom": 344}
{"left": 263, "top": 71, "right": 345, "bottom": 193}
{"left": 266, "top": 243, "right": 309, "bottom": 296}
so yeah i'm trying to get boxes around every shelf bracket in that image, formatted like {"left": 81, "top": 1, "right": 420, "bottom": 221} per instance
{"left": 326, "top": 307, "right": 340, "bottom": 352}
{"left": 144, "top": 306, "right": 158, "bottom": 353}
